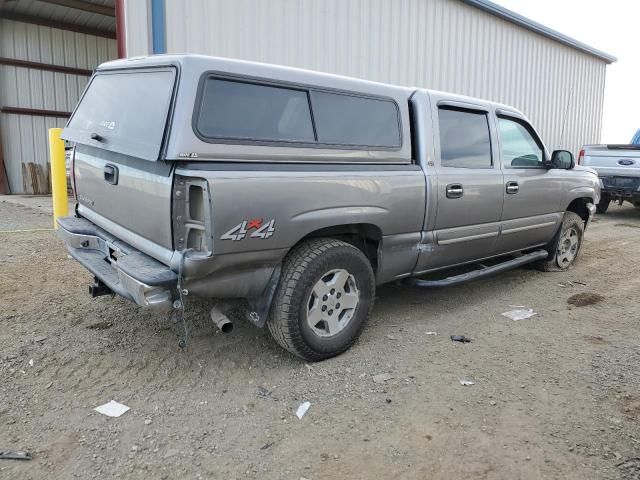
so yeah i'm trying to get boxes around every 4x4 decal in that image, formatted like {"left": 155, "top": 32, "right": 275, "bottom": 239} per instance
{"left": 221, "top": 218, "right": 276, "bottom": 241}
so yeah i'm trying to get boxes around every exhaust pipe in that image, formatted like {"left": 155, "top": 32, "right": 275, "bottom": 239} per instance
{"left": 210, "top": 305, "right": 233, "bottom": 334}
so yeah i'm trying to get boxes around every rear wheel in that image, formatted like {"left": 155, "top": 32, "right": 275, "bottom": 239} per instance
{"left": 267, "top": 238, "right": 375, "bottom": 361}
{"left": 596, "top": 198, "right": 610, "bottom": 214}
{"left": 536, "top": 211, "right": 584, "bottom": 272}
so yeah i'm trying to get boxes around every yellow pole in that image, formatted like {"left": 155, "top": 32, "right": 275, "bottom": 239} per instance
{"left": 48, "top": 127, "right": 68, "bottom": 229}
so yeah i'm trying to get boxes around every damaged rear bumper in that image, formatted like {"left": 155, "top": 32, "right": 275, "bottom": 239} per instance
{"left": 57, "top": 216, "right": 177, "bottom": 308}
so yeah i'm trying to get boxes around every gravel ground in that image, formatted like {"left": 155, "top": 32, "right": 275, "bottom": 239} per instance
{"left": 0, "top": 198, "right": 639, "bottom": 480}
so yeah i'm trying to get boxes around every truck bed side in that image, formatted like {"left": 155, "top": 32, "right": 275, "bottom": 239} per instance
{"left": 175, "top": 163, "right": 426, "bottom": 296}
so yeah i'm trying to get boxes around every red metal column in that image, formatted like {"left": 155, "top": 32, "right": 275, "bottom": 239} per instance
{"left": 115, "top": 0, "right": 126, "bottom": 58}
{"left": 0, "top": 134, "right": 9, "bottom": 194}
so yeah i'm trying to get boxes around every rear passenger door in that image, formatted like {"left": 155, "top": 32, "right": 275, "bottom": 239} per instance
{"left": 427, "top": 103, "right": 504, "bottom": 269}
{"left": 496, "top": 114, "right": 564, "bottom": 253}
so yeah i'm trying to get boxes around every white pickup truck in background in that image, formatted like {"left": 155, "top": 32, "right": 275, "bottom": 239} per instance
{"left": 580, "top": 129, "right": 640, "bottom": 213}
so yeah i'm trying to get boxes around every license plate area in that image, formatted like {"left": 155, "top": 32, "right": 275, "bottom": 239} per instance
{"left": 603, "top": 177, "right": 639, "bottom": 189}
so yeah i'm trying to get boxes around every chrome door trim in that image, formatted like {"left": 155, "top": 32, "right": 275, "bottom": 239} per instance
{"left": 501, "top": 221, "right": 557, "bottom": 235}
{"left": 437, "top": 231, "right": 499, "bottom": 245}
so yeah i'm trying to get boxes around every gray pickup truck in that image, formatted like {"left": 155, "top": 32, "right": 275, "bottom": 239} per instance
{"left": 58, "top": 55, "right": 599, "bottom": 360}
{"left": 579, "top": 136, "right": 640, "bottom": 213}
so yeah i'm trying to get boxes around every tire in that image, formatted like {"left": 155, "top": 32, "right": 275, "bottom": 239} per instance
{"left": 267, "top": 238, "right": 375, "bottom": 361}
{"left": 536, "top": 211, "right": 585, "bottom": 272}
{"left": 596, "top": 198, "right": 610, "bottom": 214}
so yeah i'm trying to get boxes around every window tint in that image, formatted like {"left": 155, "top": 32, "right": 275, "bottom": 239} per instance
{"left": 196, "top": 79, "right": 315, "bottom": 142}
{"left": 311, "top": 91, "right": 401, "bottom": 147}
{"left": 499, "top": 117, "right": 545, "bottom": 168}
{"left": 438, "top": 108, "right": 492, "bottom": 168}
{"left": 65, "top": 69, "right": 175, "bottom": 161}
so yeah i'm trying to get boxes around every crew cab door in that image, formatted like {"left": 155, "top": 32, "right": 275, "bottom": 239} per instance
{"left": 495, "top": 113, "right": 563, "bottom": 253}
{"left": 424, "top": 102, "right": 504, "bottom": 270}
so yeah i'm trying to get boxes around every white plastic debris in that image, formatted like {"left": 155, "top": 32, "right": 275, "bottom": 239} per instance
{"left": 459, "top": 379, "right": 475, "bottom": 386}
{"left": 501, "top": 308, "right": 537, "bottom": 321}
{"left": 28, "top": 359, "right": 34, "bottom": 367}
{"left": 372, "top": 373, "right": 393, "bottom": 384}
{"left": 295, "top": 401, "right": 311, "bottom": 419}
{"left": 94, "top": 400, "right": 130, "bottom": 418}
{"left": 425, "top": 331, "right": 438, "bottom": 336}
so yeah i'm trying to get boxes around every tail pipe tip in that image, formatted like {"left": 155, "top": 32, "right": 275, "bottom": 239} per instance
{"left": 210, "top": 307, "right": 234, "bottom": 334}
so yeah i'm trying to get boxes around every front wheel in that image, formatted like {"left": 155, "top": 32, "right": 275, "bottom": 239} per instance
{"left": 267, "top": 238, "right": 375, "bottom": 361}
{"left": 536, "top": 211, "right": 585, "bottom": 272}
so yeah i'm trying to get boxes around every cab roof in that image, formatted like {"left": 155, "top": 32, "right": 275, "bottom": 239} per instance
{"left": 98, "top": 54, "right": 525, "bottom": 116}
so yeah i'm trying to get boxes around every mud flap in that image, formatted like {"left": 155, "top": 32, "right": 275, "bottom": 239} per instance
{"left": 246, "top": 266, "right": 281, "bottom": 328}
{"left": 585, "top": 202, "right": 596, "bottom": 229}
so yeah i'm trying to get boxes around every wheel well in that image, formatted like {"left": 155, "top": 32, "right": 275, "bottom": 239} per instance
{"left": 566, "top": 197, "right": 592, "bottom": 224}
{"left": 297, "top": 224, "right": 382, "bottom": 273}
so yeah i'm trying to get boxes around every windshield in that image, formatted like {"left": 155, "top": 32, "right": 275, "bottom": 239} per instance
{"left": 63, "top": 68, "right": 176, "bottom": 161}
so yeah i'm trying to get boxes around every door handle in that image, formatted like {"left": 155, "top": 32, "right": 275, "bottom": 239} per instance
{"left": 446, "top": 183, "right": 464, "bottom": 199}
{"left": 104, "top": 164, "right": 118, "bottom": 185}
{"left": 506, "top": 181, "right": 519, "bottom": 194}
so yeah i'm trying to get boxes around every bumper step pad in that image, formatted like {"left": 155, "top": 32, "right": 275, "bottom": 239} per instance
{"left": 58, "top": 216, "right": 177, "bottom": 307}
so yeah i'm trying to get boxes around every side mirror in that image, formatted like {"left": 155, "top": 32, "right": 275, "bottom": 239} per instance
{"left": 550, "top": 150, "right": 575, "bottom": 169}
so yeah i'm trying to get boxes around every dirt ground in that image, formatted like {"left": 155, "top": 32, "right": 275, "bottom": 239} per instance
{"left": 1, "top": 197, "right": 639, "bottom": 480}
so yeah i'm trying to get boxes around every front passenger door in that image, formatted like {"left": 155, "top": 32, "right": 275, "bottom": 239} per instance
{"left": 496, "top": 115, "right": 564, "bottom": 253}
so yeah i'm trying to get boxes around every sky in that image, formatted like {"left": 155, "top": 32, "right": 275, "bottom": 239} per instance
{"left": 493, "top": 0, "right": 639, "bottom": 144}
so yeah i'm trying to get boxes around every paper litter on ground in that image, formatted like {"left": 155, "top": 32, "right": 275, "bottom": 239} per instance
{"left": 501, "top": 308, "right": 537, "bottom": 321}
{"left": 459, "top": 379, "right": 475, "bottom": 386}
{"left": 296, "top": 401, "right": 311, "bottom": 419}
{"left": 94, "top": 400, "right": 130, "bottom": 418}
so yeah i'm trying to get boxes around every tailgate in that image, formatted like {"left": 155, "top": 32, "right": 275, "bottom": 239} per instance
{"left": 62, "top": 67, "right": 177, "bottom": 252}
{"left": 73, "top": 146, "right": 174, "bottom": 249}
{"left": 582, "top": 147, "right": 640, "bottom": 177}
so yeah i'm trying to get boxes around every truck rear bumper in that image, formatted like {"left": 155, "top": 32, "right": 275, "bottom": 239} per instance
{"left": 57, "top": 216, "right": 177, "bottom": 309}
{"left": 599, "top": 176, "right": 640, "bottom": 199}
{"left": 601, "top": 188, "right": 640, "bottom": 199}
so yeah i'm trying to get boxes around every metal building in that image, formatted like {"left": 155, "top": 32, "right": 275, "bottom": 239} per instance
{"left": 0, "top": 0, "right": 615, "bottom": 194}
{"left": 125, "top": 0, "right": 615, "bottom": 157}
{"left": 0, "top": 0, "right": 118, "bottom": 194}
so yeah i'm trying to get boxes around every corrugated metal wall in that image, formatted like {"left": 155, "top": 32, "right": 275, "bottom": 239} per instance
{"left": 163, "top": 0, "right": 606, "bottom": 155}
{"left": 0, "top": 19, "right": 116, "bottom": 193}
{"left": 123, "top": 0, "right": 151, "bottom": 57}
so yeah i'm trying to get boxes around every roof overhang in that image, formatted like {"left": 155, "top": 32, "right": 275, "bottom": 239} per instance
{"left": 0, "top": 0, "right": 116, "bottom": 39}
{"left": 462, "top": 0, "right": 617, "bottom": 64}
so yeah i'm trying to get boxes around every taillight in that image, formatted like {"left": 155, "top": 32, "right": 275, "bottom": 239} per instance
{"left": 71, "top": 145, "right": 78, "bottom": 201}
{"left": 578, "top": 149, "right": 585, "bottom": 165}
{"left": 173, "top": 175, "right": 213, "bottom": 255}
